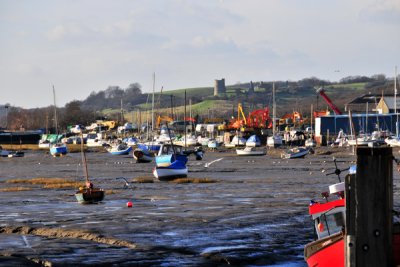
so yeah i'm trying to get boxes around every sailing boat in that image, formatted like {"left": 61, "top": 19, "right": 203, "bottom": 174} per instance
{"left": 385, "top": 66, "right": 400, "bottom": 146}
{"left": 305, "top": 104, "right": 317, "bottom": 148}
{"left": 49, "top": 85, "right": 68, "bottom": 157}
{"left": 75, "top": 132, "right": 105, "bottom": 204}
{"left": 267, "top": 82, "right": 283, "bottom": 147}
{"left": 153, "top": 118, "right": 188, "bottom": 180}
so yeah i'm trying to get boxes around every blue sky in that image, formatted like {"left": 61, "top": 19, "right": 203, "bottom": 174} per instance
{"left": 1, "top": 0, "right": 399, "bottom": 108}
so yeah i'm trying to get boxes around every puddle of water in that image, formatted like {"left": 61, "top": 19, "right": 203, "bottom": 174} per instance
{"left": 201, "top": 244, "right": 249, "bottom": 254}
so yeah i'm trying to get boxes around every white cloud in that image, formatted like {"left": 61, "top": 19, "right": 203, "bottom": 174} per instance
{"left": 360, "top": 0, "right": 400, "bottom": 24}
{"left": 0, "top": 0, "right": 399, "bottom": 108}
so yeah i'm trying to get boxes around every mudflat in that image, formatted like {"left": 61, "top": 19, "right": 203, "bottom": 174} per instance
{"left": 0, "top": 147, "right": 398, "bottom": 266}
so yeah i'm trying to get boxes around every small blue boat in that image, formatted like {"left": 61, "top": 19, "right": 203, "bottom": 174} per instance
{"left": 50, "top": 143, "right": 68, "bottom": 157}
{"left": 153, "top": 159, "right": 188, "bottom": 181}
{"left": 155, "top": 144, "right": 188, "bottom": 167}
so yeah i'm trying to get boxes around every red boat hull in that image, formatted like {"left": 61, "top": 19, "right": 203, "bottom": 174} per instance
{"left": 305, "top": 230, "right": 400, "bottom": 267}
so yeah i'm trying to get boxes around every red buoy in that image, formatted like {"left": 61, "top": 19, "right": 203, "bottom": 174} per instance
{"left": 126, "top": 201, "right": 133, "bottom": 208}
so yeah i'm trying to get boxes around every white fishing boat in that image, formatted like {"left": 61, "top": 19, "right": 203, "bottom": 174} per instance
{"left": 236, "top": 146, "right": 266, "bottom": 156}
{"left": 281, "top": 147, "right": 310, "bottom": 159}
{"left": 86, "top": 132, "right": 108, "bottom": 147}
{"left": 175, "top": 135, "right": 198, "bottom": 147}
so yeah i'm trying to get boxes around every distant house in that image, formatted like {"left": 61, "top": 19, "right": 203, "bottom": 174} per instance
{"left": 376, "top": 95, "right": 400, "bottom": 114}
{"left": 345, "top": 93, "right": 382, "bottom": 113}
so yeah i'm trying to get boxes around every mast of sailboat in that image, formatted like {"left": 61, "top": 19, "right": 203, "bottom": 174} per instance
{"left": 184, "top": 90, "right": 187, "bottom": 148}
{"left": 151, "top": 72, "right": 155, "bottom": 132}
{"left": 366, "top": 102, "right": 368, "bottom": 134}
{"left": 311, "top": 104, "right": 313, "bottom": 134}
{"left": 52, "top": 85, "right": 58, "bottom": 136}
{"left": 395, "top": 66, "right": 398, "bottom": 137}
{"left": 80, "top": 131, "right": 90, "bottom": 184}
{"left": 272, "top": 82, "right": 276, "bottom": 136}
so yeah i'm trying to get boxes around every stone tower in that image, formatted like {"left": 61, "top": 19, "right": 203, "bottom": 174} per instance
{"left": 214, "top": 78, "right": 226, "bottom": 96}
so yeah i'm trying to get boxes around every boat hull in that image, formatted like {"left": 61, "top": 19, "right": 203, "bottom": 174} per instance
{"left": 305, "top": 230, "right": 400, "bottom": 266}
{"left": 108, "top": 146, "right": 132, "bottom": 155}
{"left": 153, "top": 160, "right": 188, "bottom": 181}
{"left": 281, "top": 147, "right": 309, "bottom": 159}
{"left": 236, "top": 148, "right": 265, "bottom": 156}
{"left": 155, "top": 154, "right": 188, "bottom": 167}
{"left": 50, "top": 145, "right": 68, "bottom": 157}
{"left": 75, "top": 189, "right": 105, "bottom": 204}
{"left": 305, "top": 232, "right": 344, "bottom": 267}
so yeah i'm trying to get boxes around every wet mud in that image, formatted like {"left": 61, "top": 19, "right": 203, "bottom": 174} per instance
{"left": 0, "top": 147, "right": 399, "bottom": 266}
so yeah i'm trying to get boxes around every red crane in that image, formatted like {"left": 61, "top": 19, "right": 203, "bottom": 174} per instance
{"left": 316, "top": 88, "right": 342, "bottom": 115}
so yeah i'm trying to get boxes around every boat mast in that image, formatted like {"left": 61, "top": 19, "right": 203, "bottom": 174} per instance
{"left": 184, "top": 90, "right": 187, "bottom": 148}
{"left": 311, "top": 104, "right": 313, "bottom": 134}
{"left": 272, "top": 82, "right": 276, "bottom": 136}
{"left": 80, "top": 131, "right": 90, "bottom": 184}
{"left": 151, "top": 72, "right": 155, "bottom": 132}
{"left": 395, "top": 66, "right": 398, "bottom": 137}
{"left": 52, "top": 85, "right": 58, "bottom": 135}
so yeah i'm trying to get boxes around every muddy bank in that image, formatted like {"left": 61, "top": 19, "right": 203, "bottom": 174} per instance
{"left": 0, "top": 146, "right": 398, "bottom": 266}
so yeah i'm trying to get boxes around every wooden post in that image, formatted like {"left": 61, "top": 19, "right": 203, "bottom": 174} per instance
{"left": 345, "top": 146, "right": 393, "bottom": 266}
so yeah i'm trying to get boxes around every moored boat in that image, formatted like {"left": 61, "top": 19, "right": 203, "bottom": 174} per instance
{"left": 75, "top": 188, "right": 105, "bottom": 204}
{"left": 236, "top": 146, "right": 266, "bottom": 156}
{"left": 304, "top": 164, "right": 400, "bottom": 266}
{"left": 153, "top": 159, "right": 188, "bottom": 181}
{"left": 281, "top": 146, "right": 309, "bottom": 159}
{"left": 155, "top": 143, "right": 188, "bottom": 167}
{"left": 75, "top": 132, "right": 105, "bottom": 204}
{"left": 107, "top": 143, "right": 132, "bottom": 155}
{"left": 50, "top": 143, "right": 68, "bottom": 157}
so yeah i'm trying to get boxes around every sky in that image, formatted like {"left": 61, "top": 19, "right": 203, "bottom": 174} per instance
{"left": 1, "top": 0, "right": 399, "bottom": 109}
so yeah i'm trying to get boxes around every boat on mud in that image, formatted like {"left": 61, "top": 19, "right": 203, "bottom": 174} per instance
{"left": 107, "top": 143, "right": 132, "bottom": 155}
{"left": 50, "top": 143, "right": 68, "bottom": 157}
{"left": 236, "top": 146, "right": 265, "bottom": 156}
{"left": 155, "top": 143, "right": 188, "bottom": 167}
{"left": 281, "top": 147, "right": 310, "bottom": 159}
{"left": 75, "top": 132, "right": 104, "bottom": 204}
{"left": 153, "top": 158, "right": 188, "bottom": 181}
